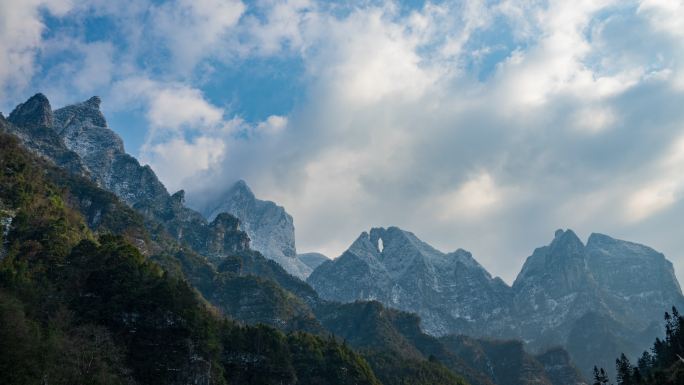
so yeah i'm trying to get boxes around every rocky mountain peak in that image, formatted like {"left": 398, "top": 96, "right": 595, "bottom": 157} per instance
{"left": 172, "top": 190, "right": 186, "bottom": 205}
{"left": 201, "top": 179, "right": 316, "bottom": 279}
{"left": 513, "top": 229, "right": 594, "bottom": 295}
{"left": 368, "top": 226, "right": 443, "bottom": 263}
{"left": 586, "top": 232, "right": 657, "bottom": 256}
{"left": 549, "top": 229, "right": 584, "bottom": 255}
{"left": 309, "top": 225, "right": 513, "bottom": 337}
{"left": 85, "top": 95, "right": 101, "bottom": 109}
{"left": 49, "top": 97, "right": 129, "bottom": 193}
{"left": 8, "top": 93, "right": 53, "bottom": 128}
{"left": 4, "top": 94, "right": 88, "bottom": 175}
{"left": 348, "top": 231, "right": 382, "bottom": 260}
{"left": 585, "top": 233, "right": 683, "bottom": 328}
{"left": 448, "top": 248, "right": 489, "bottom": 272}
{"left": 54, "top": 97, "right": 112, "bottom": 140}
{"left": 226, "top": 179, "right": 256, "bottom": 204}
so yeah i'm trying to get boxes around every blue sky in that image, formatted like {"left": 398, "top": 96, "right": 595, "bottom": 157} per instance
{"left": 1, "top": 0, "right": 684, "bottom": 283}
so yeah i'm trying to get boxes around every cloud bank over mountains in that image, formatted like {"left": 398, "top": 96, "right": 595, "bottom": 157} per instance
{"left": 1, "top": 0, "right": 683, "bottom": 282}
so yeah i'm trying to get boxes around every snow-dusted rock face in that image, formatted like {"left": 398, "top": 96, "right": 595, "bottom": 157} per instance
{"left": 511, "top": 230, "right": 609, "bottom": 348}
{"left": 308, "top": 226, "right": 513, "bottom": 336}
{"left": 202, "top": 180, "right": 313, "bottom": 279}
{"left": 586, "top": 233, "right": 683, "bottom": 329}
{"left": 512, "top": 230, "right": 683, "bottom": 344}
{"left": 310, "top": 227, "right": 684, "bottom": 379}
{"left": 6, "top": 94, "right": 87, "bottom": 175}
{"left": 7, "top": 94, "right": 251, "bottom": 260}
{"left": 54, "top": 96, "right": 126, "bottom": 185}
{"left": 512, "top": 230, "right": 684, "bottom": 378}
{"left": 52, "top": 97, "right": 172, "bottom": 209}
{"left": 50, "top": 98, "right": 176, "bottom": 211}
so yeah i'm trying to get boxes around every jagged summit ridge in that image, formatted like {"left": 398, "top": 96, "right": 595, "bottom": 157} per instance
{"left": 308, "top": 226, "right": 513, "bottom": 336}
{"left": 7, "top": 93, "right": 322, "bottom": 282}
{"left": 201, "top": 179, "right": 315, "bottom": 279}
{"left": 4, "top": 93, "right": 86, "bottom": 175}
{"left": 310, "top": 226, "right": 684, "bottom": 380}
{"left": 53, "top": 96, "right": 126, "bottom": 185}
{"left": 8, "top": 93, "right": 53, "bottom": 128}
{"left": 5, "top": 93, "right": 253, "bottom": 263}
{"left": 85, "top": 95, "right": 101, "bottom": 108}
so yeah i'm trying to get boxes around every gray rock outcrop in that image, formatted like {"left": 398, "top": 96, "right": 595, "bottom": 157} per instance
{"left": 201, "top": 180, "right": 314, "bottom": 279}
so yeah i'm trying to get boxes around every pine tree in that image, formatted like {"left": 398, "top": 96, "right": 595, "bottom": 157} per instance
{"left": 593, "top": 366, "right": 610, "bottom": 385}
{"left": 632, "top": 367, "right": 642, "bottom": 384}
{"left": 615, "top": 353, "right": 633, "bottom": 385}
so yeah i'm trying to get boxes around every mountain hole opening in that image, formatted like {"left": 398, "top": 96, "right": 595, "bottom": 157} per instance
{"left": 377, "top": 237, "right": 384, "bottom": 253}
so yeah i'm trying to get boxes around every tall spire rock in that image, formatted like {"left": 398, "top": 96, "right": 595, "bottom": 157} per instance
{"left": 4, "top": 94, "right": 86, "bottom": 175}
{"left": 201, "top": 179, "right": 314, "bottom": 279}
{"left": 85, "top": 95, "right": 101, "bottom": 109}
{"left": 513, "top": 229, "right": 594, "bottom": 297}
{"left": 54, "top": 96, "right": 124, "bottom": 161}
{"left": 8, "top": 93, "right": 53, "bottom": 128}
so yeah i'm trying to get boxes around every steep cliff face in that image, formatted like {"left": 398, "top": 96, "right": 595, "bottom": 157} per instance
{"left": 310, "top": 226, "right": 684, "bottom": 379}
{"left": 511, "top": 230, "right": 684, "bottom": 379}
{"left": 308, "top": 227, "right": 513, "bottom": 337}
{"left": 29, "top": 95, "right": 252, "bottom": 260}
{"left": 53, "top": 96, "right": 125, "bottom": 181}
{"left": 585, "top": 233, "right": 683, "bottom": 329}
{"left": 201, "top": 180, "right": 313, "bottom": 279}
{"left": 510, "top": 230, "right": 609, "bottom": 351}
{"left": 6, "top": 94, "right": 86, "bottom": 175}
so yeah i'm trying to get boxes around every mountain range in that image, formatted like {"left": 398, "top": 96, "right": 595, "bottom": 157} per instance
{"left": 4, "top": 92, "right": 681, "bottom": 384}
{"left": 17, "top": 95, "right": 323, "bottom": 280}
{"left": 308, "top": 226, "right": 684, "bottom": 379}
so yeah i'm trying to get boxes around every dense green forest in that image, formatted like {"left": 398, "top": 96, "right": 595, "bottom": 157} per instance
{"left": 0, "top": 132, "right": 383, "bottom": 385}
{"left": 595, "top": 307, "right": 684, "bottom": 384}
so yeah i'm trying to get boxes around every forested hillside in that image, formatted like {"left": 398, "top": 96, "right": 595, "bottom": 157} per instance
{"left": 0, "top": 131, "right": 382, "bottom": 385}
{"left": 596, "top": 307, "right": 684, "bottom": 384}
